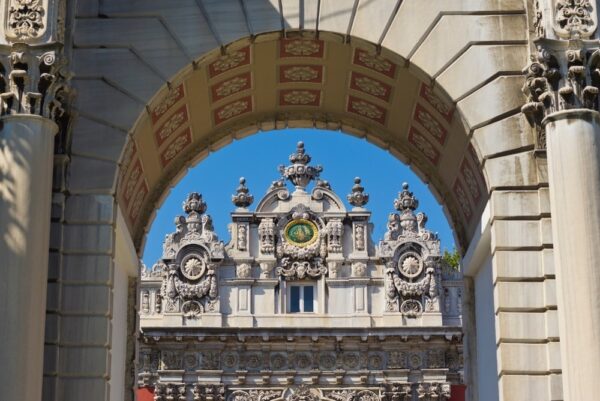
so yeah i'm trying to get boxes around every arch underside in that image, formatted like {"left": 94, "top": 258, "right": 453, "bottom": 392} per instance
{"left": 70, "top": 0, "right": 530, "bottom": 252}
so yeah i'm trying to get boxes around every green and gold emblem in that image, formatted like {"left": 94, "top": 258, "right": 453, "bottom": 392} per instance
{"left": 284, "top": 219, "right": 319, "bottom": 247}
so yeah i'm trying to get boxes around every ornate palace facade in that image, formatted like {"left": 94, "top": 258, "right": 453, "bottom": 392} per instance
{"left": 138, "top": 143, "right": 464, "bottom": 400}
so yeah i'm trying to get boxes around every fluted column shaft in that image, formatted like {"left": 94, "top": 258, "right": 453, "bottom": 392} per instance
{"left": 0, "top": 114, "right": 58, "bottom": 401}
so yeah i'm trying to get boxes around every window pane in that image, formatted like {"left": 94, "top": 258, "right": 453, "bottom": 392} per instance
{"left": 303, "top": 286, "right": 314, "bottom": 312}
{"left": 290, "top": 286, "right": 300, "bottom": 313}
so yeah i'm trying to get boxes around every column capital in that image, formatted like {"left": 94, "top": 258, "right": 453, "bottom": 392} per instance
{"left": 522, "top": 38, "right": 600, "bottom": 146}
{"left": 0, "top": 43, "right": 71, "bottom": 121}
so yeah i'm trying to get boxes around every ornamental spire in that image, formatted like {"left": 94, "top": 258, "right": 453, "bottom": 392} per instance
{"left": 183, "top": 192, "right": 207, "bottom": 215}
{"left": 232, "top": 177, "right": 254, "bottom": 209}
{"left": 393, "top": 182, "right": 419, "bottom": 212}
{"left": 347, "top": 177, "right": 369, "bottom": 208}
{"left": 278, "top": 141, "right": 323, "bottom": 191}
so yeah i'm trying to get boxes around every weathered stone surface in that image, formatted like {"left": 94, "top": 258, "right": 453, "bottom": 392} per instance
{"left": 67, "top": 156, "right": 118, "bottom": 194}
{"left": 60, "top": 285, "right": 112, "bottom": 315}
{"left": 62, "top": 224, "right": 114, "bottom": 254}
{"left": 59, "top": 316, "right": 111, "bottom": 347}
{"left": 62, "top": 255, "right": 114, "bottom": 284}
{"left": 59, "top": 346, "right": 111, "bottom": 376}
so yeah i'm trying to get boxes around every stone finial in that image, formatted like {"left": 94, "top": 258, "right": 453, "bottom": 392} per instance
{"left": 393, "top": 183, "right": 419, "bottom": 212}
{"left": 347, "top": 177, "right": 369, "bottom": 208}
{"left": 232, "top": 177, "right": 254, "bottom": 208}
{"left": 183, "top": 192, "right": 207, "bottom": 214}
{"left": 278, "top": 141, "right": 323, "bottom": 190}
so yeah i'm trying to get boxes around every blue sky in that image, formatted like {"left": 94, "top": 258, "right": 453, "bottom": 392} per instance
{"left": 141, "top": 129, "right": 455, "bottom": 267}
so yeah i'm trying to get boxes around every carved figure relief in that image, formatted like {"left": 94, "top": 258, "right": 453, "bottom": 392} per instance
{"left": 259, "top": 218, "right": 276, "bottom": 254}
{"left": 327, "top": 219, "right": 343, "bottom": 253}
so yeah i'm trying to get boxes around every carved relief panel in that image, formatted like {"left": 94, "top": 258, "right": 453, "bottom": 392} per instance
{"left": 155, "top": 193, "right": 225, "bottom": 317}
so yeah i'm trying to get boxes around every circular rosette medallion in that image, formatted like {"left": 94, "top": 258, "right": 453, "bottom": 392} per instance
{"left": 284, "top": 219, "right": 319, "bottom": 247}
{"left": 398, "top": 252, "right": 423, "bottom": 278}
{"left": 180, "top": 254, "right": 206, "bottom": 280}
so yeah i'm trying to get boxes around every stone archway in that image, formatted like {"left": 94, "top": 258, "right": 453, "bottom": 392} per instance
{"left": 0, "top": 1, "right": 575, "bottom": 401}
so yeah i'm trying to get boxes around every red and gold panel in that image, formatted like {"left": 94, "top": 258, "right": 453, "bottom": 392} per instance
{"left": 419, "top": 83, "right": 454, "bottom": 122}
{"left": 408, "top": 127, "right": 440, "bottom": 166}
{"left": 208, "top": 46, "right": 251, "bottom": 78}
{"left": 413, "top": 103, "right": 447, "bottom": 145}
{"left": 453, "top": 180, "right": 473, "bottom": 221}
{"left": 350, "top": 71, "right": 392, "bottom": 102}
{"left": 353, "top": 49, "right": 396, "bottom": 78}
{"left": 279, "top": 89, "right": 321, "bottom": 106}
{"left": 150, "top": 84, "right": 185, "bottom": 125}
{"left": 279, "top": 65, "right": 323, "bottom": 83}
{"left": 347, "top": 95, "right": 387, "bottom": 125}
{"left": 213, "top": 96, "right": 253, "bottom": 125}
{"left": 154, "top": 105, "right": 188, "bottom": 147}
{"left": 122, "top": 157, "right": 143, "bottom": 208}
{"left": 128, "top": 180, "right": 149, "bottom": 225}
{"left": 459, "top": 158, "right": 483, "bottom": 203}
{"left": 280, "top": 39, "right": 324, "bottom": 58}
{"left": 211, "top": 72, "right": 252, "bottom": 102}
{"left": 160, "top": 128, "right": 192, "bottom": 167}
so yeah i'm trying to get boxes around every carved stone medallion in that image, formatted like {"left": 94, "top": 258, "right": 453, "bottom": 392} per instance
{"left": 180, "top": 254, "right": 206, "bottom": 280}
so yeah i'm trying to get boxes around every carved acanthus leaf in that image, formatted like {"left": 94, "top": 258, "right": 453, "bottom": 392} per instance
{"left": 0, "top": 44, "right": 71, "bottom": 120}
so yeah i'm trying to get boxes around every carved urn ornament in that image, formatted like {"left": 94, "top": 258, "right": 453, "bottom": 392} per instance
{"left": 278, "top": 141, "right": 323, "bottom": 191}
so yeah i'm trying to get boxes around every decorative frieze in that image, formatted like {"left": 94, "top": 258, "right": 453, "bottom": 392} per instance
{"left": 148, "top": 383, "right": 454, "bottom": 401}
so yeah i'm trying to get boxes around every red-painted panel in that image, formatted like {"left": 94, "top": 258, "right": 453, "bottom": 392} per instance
{"left": 450, "top": 385, "right": 466, "bottom": 401}
{"left": 137, "top": 387, "right": 154, "bottom": 401}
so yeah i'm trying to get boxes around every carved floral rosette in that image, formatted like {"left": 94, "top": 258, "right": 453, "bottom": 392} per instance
{"left": 552, "top": 0, "right": 597, "bottom": 39}
{"left": 4, "top": 0, "right": 67, "bottom": 43}
{"left": 382, "top": 243, "right": 441, "bottom": 316}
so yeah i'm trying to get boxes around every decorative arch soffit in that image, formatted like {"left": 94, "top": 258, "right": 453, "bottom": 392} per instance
{"left": 117, "top": 32, "right": 488, "bottom": 252}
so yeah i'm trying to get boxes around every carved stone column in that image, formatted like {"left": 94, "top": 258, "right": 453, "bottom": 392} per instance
{"left": 0, "top": 113, "right": 58, "bottom": 401}
{"left": 523, "top": 37, "right": 600, "bottom": 400}
{"left": 0, "top": 1, "right": 69, "bottom": 399}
